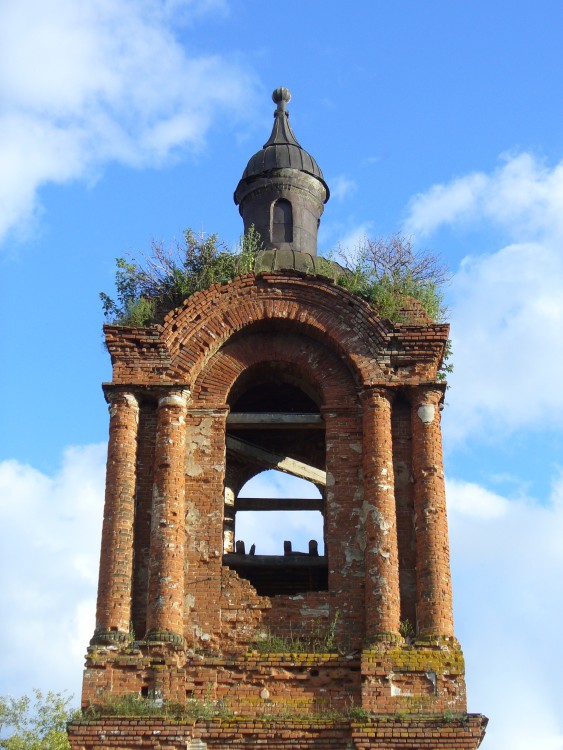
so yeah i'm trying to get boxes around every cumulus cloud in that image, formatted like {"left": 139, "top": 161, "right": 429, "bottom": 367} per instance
{"left": 446, "top": 237, "right": 563, "bottom": 438}
{"left": 405, "top": 152, "right": 563, "bottom": 241}
{"left": 319, "top": 221, "right": 374, "bottom": 259}
{"left": 0, "top": 0, "right": 256, "bottom": 243}
{"left": 0, "top": 444, "right": 106, "bottom": 700}
{"left": 403, "top": 152, "right": 563, "bottom": 440}
{"left": 448, "top": 474, "right": 563, "bottom": 750}
{"left": 329, "top": 175, "right": 357, "bottom": 202}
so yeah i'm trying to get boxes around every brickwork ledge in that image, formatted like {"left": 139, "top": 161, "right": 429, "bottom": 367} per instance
{"left": 362, "top": 641, "right": 465, "bottom": 673}
{"left": 70, "top": 712, "right": 487, "bottom": 728}
{"left": 68, "top": 713, "right": 489, "bottom": 750}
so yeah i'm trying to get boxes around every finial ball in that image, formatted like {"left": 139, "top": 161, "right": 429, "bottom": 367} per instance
{"left": 272, "top": 87, "right": 291, "bottom": 105}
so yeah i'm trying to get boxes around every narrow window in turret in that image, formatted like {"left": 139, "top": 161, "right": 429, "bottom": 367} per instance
{"left": 271, "top": 199, "right": 293, "bottom": 243}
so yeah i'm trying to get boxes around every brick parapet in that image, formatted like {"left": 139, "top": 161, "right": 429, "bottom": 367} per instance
{"left": 104, "top": 273, "right": 449, "bottom": 388}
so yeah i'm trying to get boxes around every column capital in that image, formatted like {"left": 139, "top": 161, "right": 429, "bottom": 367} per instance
{"left": 406, "top": 383, "right": 446, "bottom": 407}
{"left": 360, "top": 384, "right": 397, "bottom": 406}
{"left": 157, "top": 388, "right": 191, "bottom": 409}
{"left": 104, "top": 389, "right": 139, "bottom": 408}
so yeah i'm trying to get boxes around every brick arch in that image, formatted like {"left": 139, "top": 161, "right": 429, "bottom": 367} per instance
{"left": 192, "top": 330, "right": 359, "bottom": 410}
{"left": 161, "top": 272, "right": 393, "bottom": 387}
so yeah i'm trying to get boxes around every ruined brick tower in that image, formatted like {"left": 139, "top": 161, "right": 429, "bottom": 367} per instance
{"left": 68, "top": 88, "right": 487, "bottom": 749}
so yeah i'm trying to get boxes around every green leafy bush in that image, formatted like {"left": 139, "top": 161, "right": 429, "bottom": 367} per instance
{"left": 84, "top": 691, "right": 233, "bottom": 721}
{"left": 100, "top": 226, "right": 264, "bottom": 326}
{"left": 0, "top": 689, "right": 76, "bottom": 750}
{"left": 334, "top": 234, "right": 449, "bottom": 323}
{"left": 101, "top": 229, "right": 449, "bottom": 329}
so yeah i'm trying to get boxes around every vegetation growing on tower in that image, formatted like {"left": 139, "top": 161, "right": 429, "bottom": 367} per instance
{"left": 100, "top": 229, "right": 449, "bottom": 328}
{"left": 333, "top": 234, "right": 449, "bottom": 324}
{"left": 0, "top": 689, "right": 76, "bottom": 750}
{"left": 100, "top": 226, "right": 265, "bottom": 327}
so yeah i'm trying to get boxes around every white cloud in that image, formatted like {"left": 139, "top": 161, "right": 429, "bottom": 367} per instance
{"left": 448, "top": 473, "right": 563, "bottom": 750}
{"left": 329, "top": 175, "right": 357, "bottom": 202}
{"left": 0, "top": 0, "right": 257, "bottom": 243}
{"left": 403, "top": 152, "right": 563, "bottom": 440}
{"left": 0, "top": 444, "right": 106, "bottom": 700}
{"left": 445, "top": 237, "right": 563, "bottom": 439}
{"left": 446, "top": 478, "right": 509, "bottom": 520}
{"left": 405, "top": 153, "right": 563, "bottom": 242}
{"left": 319, "top": 222, "right": 373, "bottom": 260}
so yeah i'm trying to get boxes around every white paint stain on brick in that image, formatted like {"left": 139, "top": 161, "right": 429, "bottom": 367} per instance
{"left": 417, "top": 404, "right": 435, "bottom": 424}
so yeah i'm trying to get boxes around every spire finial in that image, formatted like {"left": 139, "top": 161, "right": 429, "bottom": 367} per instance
{"left": 272, "top": 87, "right": 291, "bottom": 115}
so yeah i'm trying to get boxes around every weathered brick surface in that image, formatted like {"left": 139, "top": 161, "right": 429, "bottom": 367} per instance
{"left": 361, "top": 388, "right": 400, "bottom": 641}
{"left": 72, "top": 271, "right": 487, "bottom": 749}
{"left": 68, "top": 715, "right": 487, "bottom": 750}
{"left": 411, "top": 386, "right": 454, "bottom": 637}
{"left": 146, "top": 390, "right": 190, "bottom": 643}
{"left": 104, "top": 272, "right": 449, "bottom": 387}
{"left": 93, "top": 392, "right": 139, "bottom": 642}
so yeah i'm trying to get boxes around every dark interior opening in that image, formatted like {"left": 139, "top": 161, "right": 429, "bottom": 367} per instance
{"left": 272, "top": 199, "right": 293, "bottom": 243}
{"left": 224, "top": 370, "right": 327, "bottom": 596}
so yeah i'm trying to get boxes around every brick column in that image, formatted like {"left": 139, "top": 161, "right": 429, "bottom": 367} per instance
{"left": 410, "top": 385, "right": 454, "bottom": 638}
{"left": 91, "top": 391, "right": 139, "bottom": 645}
{"left": 145, "top": 389, "right": 190, "bottom": 645}
{"left": 361, "top": 387, "right": 401, "bottom": 643}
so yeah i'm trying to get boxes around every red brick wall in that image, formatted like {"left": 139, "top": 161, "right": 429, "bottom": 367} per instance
{"left": 77, "top": 271, "right": 485, "bottom": 748}
{"left": 68, "top": 715, "right": 487, "bottom": 750}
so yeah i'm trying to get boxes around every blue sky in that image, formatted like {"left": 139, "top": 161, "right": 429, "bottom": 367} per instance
{"left": 1, "top": 2, "right": 563, "bottom": 748}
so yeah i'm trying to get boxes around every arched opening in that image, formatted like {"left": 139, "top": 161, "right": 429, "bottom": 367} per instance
{"left": 236, "top": 471, "right": 324, "bottom": 557}
{"left": 271, "top": 198, "right": 293, "bottom": 244}
{"left": 223, "top": 366, "right": 327, "bottom": 596}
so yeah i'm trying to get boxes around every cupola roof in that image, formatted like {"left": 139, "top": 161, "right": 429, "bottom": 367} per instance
{"left": 238, "top": 88, "right": 329, "bottom": 200}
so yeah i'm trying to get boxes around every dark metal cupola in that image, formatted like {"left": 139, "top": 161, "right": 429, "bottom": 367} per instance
{"left": 234, "top": 88, "right": 329, "bottom": 261}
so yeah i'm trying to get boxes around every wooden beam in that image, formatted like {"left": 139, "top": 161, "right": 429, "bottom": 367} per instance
{"left": 235, "top": 497, "right": 324, "bottom": 511}
{"left": 226, "top": 435, "right": 326, "bottom": 486}
{"left": 227, "top": 413, "right": 324, "bottom": 429}
{"left": 223, "top": 553, "right": 327, "bottom": 569}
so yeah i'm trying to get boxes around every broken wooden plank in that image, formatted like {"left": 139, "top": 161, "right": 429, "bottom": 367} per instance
{"left": 227, "top": 413, "right": 324, "bottom": 429}
{"left": 223, "top": 553, "right": 327, "bottom": 569}
{"left": 235, "top": 497, "right": 324, "bottom": 512}
{"left": 226, "top": 435, "right": 326, "bottom": 486}
{"left": 235, "top": 540, "right": 246, "bottom": 554}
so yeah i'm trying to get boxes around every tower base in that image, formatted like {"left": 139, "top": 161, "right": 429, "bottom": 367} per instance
{"left": 68, "top": 715, "right": 488, "bottom": 750}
